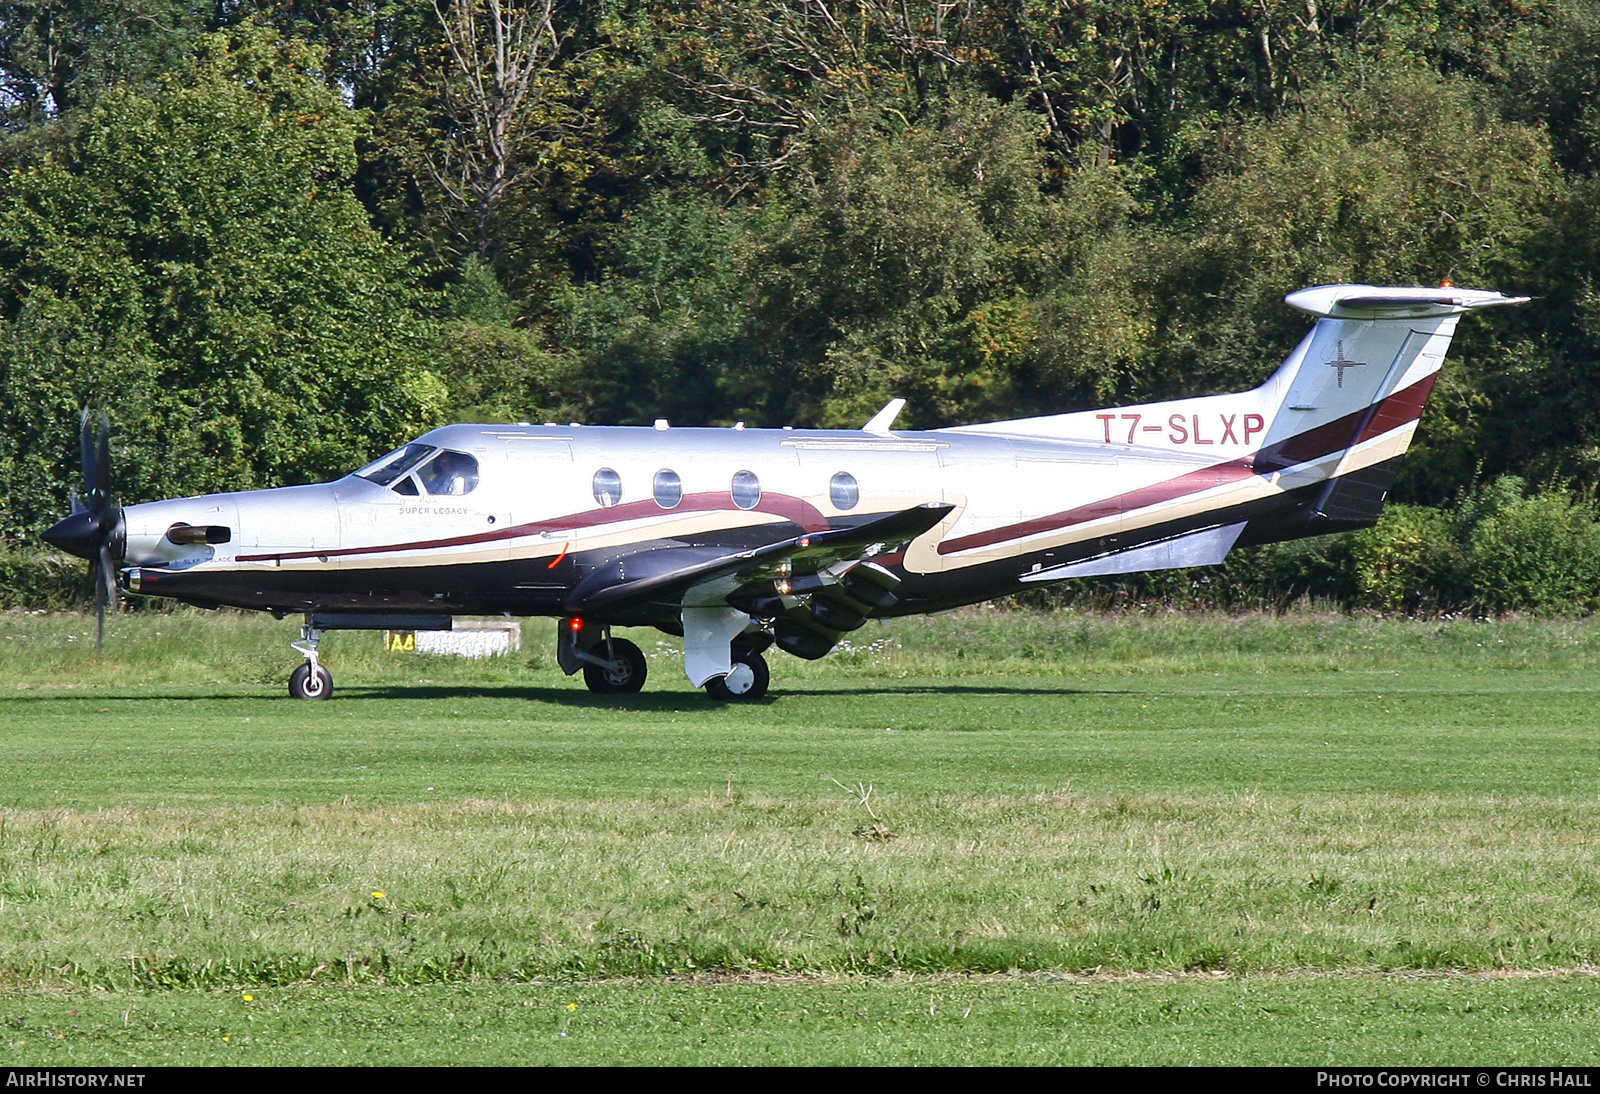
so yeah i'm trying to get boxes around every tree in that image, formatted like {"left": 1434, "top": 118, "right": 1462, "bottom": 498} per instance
{"left": 0, "top": 20, "right": 444, "bottom": 543}
{"left": 1140, "top": 71, "right": 1559, "bottom": 482}
{"left": 428, "top": 0, "right": 567, "bottom": 257}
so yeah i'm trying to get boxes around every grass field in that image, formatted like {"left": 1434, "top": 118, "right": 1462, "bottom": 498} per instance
{"left": 1, "top": 606, "right": 1598, "bottom": 1064}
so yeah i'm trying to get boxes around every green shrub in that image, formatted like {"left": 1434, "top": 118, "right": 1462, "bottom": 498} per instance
{"left": 1465, "top": 483, "right": 1600, "bottom": 614}
{"left": 0, "top": 548, "right": 87, "bottom": 610}
{"left": 1351, "top": 504, "right": 1465, "bottom": 612}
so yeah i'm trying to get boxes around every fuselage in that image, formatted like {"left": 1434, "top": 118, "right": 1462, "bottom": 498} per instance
{"left": 115, "top": 413, "right": 1356, "bottom": 625}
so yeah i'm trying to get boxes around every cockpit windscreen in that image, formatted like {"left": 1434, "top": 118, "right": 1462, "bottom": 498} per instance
{"left": 355, "top": 444, "right": 436, "bottom": 486}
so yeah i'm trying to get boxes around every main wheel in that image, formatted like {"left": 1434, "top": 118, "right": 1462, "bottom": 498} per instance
{"left": 289, "top": 662, "right": 333, "bottom": 700}
{"left": 582, "top": 637, "right": 648, "bottom": 694}
{"left": 705, "top": 651, "right": 770, "bottom": 702}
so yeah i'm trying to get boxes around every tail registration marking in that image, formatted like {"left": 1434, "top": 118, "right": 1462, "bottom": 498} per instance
{"left": 1097, "top": 413, "right": 1264, "bottom": 446}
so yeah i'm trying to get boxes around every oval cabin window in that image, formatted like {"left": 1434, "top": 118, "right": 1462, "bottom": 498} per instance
{"left": 592, "top": 468, "right": 622, "bottom": 507}
{"left": 829, "top": 471, "right": 859, "bottom": 511}
{"left": 653, "top": 469, "right": 683, "bottom": 509}
{"left": 730, "top": 470, "right": 761, "bottom": 510}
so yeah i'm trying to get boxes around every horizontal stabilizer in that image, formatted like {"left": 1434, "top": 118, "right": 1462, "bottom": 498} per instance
{"left": 565, "top": 502, "right": 952, "bottom": 614}
{"left": 1019, "top": 522, "right": 1246, "bottom": 582}
{"left": 1285, "top": 284, "right": 1529, "bottom": 319}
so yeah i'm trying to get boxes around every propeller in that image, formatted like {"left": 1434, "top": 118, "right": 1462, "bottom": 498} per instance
{"left": 42, "top": 407, "right": 125, "bottom": 652}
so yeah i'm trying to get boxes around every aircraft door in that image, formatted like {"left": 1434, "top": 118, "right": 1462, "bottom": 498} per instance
{"left": 336, "top": 445, "right": 507, "bottom": 567}
{"left": 501, "top": 436, "right": 581, "bottom": 561}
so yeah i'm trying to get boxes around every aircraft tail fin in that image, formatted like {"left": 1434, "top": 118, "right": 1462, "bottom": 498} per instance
{"left": 1249, "top": 285, "right": 1526, "bottom": 533}
{"left": 946, "top": 284, "right": 1525, "bottom": 535}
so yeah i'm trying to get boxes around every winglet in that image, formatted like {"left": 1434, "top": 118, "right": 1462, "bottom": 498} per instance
{"left": 863, "top": 398, "right": 906, "bottom": 434}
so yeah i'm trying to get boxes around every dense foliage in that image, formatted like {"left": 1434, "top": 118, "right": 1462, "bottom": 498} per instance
{"left": 3, "top": 0, "right": 1600, "bottom": 610}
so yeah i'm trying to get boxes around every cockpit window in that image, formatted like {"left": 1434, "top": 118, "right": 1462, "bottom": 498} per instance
{"left": 356, "top": 443, "right": 436, "bottom": 486}
{"left": 417, "top": 450, "right": 480, "bottom": 496}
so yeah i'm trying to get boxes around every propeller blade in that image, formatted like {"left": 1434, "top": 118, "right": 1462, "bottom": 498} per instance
{"left": 94, "top": 546, "right": 108, "bottom": 654}
{"left": 60, "top": 406, "right": 120, "bottom": 654}
{"left": 80, "top": 407, "right": 95, "bottom": 505}
{"left": 87, "top": 405, "right": 112, "bottom": 513}
{"left": 100, "top": 544, "right": 118, "bottom": 612}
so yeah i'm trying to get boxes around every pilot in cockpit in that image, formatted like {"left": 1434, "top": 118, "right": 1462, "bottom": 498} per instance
{"left": 419, "top": 450, "right": 479, "bottom": 496}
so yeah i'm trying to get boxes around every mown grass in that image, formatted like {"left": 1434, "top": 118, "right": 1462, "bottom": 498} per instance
{"left": 5, "top": 975, "right": 1600, "bottom": 1065}
{"left": 1, "top": 606, "right": 1598, "bottom": 1061}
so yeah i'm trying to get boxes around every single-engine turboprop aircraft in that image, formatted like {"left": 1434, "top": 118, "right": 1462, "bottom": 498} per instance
{"left": 45, "top": 284, "right": 1525, "bottom": 701}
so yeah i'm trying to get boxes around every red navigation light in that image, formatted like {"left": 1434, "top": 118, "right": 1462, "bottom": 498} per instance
{"left": 569, "top": 617, "right": 583, "bottom": 632}
{"left": 1440, "top": 279, "right": 1454, "bottom": 288}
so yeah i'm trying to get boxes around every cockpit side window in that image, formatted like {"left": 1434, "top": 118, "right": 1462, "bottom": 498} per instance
{"left": 417, "top": 450, "right": 481, "bottom": 496}
{"left": 356, "top": 443, "right": 436, "bottom": 486}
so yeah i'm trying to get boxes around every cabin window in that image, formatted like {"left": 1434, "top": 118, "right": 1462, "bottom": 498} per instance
{"left": 731, "top": 470, "right": 761, "bottom": 510}
{"left": 417, "top": 450, "right": 480, "bottom": 496}
{"left": 653, "top": 469, "right": 683, "bottom": 509}
{"left": 392, "top": 476, "right": 419, "bottom": 496}
{"left": 593, "top": 468, "right": 623, "bottom": 507}
{"left": 356, "top": 443, "right": 435, "bottom": 486}
{"left": 829, "top": 471, "right": 859, "bottom": 511}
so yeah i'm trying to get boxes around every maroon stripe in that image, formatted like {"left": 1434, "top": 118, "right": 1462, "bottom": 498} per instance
{"left": 938, "top": 459, "right": 1253, "bottom": 555}
{"left": 938, "top": 375, "right": 1438, "bottom": 557}
{"left": 236, "top": 491, "right": 829, "bottom": 563}
{"left": 1357, "top": 372, "right": 1437, "bottom": 444}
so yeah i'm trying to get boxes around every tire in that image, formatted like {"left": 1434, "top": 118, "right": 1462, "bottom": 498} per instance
{"left": 289, "top": 662, "right": 333, "bottom": 700}
{"left": 582, "top": 637, "right": 647, "bottom": 694}
{"left": 705, "top": 651, "right": 770, "bottom": 702}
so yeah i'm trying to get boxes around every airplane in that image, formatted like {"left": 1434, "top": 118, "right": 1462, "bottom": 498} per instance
{"left": 44, "top": 283, "right": 1526, "bottom": 701}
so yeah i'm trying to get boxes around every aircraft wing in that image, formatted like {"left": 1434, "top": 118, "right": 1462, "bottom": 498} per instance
{"left": 563, "top": 502, "right": 952, "bottom": 616}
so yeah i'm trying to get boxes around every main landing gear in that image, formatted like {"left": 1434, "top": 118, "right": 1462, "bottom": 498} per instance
{"left": 557, "top": 615, "right": 769, "bottom": 700}
{"left": 581, "top": 636, "right": 648, "bottom": 694}
{"left": 557, "top": 618, "right": 648, "bottom": 695}
{"left": 289, "top": 621, "right": 333, "bottom": 700}
{"left": 704, "top": 650, "right": 769, "bottom": 702}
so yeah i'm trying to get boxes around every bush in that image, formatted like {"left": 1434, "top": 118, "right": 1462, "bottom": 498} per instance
{"left": 1465, "top": 483, "right": 1600, "bottom": 613}
{"left": 1352, "top": 505, "right": 1466, "bottom": 612}
{"left": 0, "top": 548, "right": 88, "bottom": 610}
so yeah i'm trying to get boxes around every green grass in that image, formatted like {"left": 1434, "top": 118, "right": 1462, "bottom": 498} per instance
{"left": 1, "top": 606, "right": 1599, "bottom": 1062}
{"left": 4, "top": 975, "right": 1599, "bottom": 1065}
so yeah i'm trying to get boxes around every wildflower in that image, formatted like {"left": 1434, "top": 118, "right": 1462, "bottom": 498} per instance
{"left": 242, "top": 994, "right": 254, "bottom": 1002}
{"left": 371, "top": 891, "right": 386, "bottom": 899}
{"left": 567, "top": 1003, "right": 577, "bottom": 1011}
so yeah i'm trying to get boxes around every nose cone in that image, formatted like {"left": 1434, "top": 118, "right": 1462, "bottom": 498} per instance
{"left": 43, "top": 510, "right": 105, "bottom": 560}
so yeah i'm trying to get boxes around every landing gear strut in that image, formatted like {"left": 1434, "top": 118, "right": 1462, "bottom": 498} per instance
{"left": 289, "top": 620, "right": 333, "bottom": 700}
{"left": 558, "top": 618, "right": 649, "bottom": 694}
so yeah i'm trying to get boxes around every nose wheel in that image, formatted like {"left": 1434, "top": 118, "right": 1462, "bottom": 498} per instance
{"left": 289, "top": 661, "right": 334, "bottom": 700}
{"left": 289, "top": 620, "right": 333, "bottom": 700}
{"left": 705, "top": 651, "right": 769, "bottom": 702}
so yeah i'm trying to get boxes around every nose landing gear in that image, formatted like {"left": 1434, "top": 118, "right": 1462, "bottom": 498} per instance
{"left": 289, "top": 621, "right": 333, "bottom": 700}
